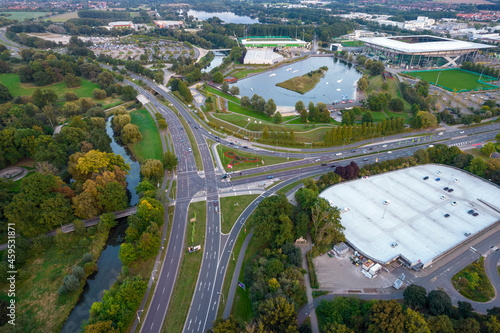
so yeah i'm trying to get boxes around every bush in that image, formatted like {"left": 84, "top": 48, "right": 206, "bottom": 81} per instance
{"left": 63, "top": 274, "right": 80, "bottom": 292}
{"left": 82, "top": 253, "right": 93, "bottom": 263}
{"left": 72, "top": 266, "right": 85, "bottom": 280}
{"left": 307, "top": 251, "right": 319, "bottom": 289}
{"left": 58, "top": 285, "right": 68, "bottom": 296}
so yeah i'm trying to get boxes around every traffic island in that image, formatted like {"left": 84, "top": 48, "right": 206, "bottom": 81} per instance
{"left": 452, "top": 257, "right": 495, "bottom": 302}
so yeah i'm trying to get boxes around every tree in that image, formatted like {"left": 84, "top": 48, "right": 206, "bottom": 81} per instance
{"left": 369, "top": 61, "right": 385, "bottom": 76}
{"left": 121, "top": 123, "right": 142, "bottom": 144}
{"left": 213, "top": 71, "right": 224, "bottom": 84}
{"left": 357, "top": 77, "right": 369, "bottom": 91}
{"left": 465, "top": 157, "right": 488, "bottom": 177}
{"left": 324, "top": 323, "right": 355, "bottom": 333}
{"left": 221, "top": 81, "right": 229, "bottom": 94}
{"left": 484, "top": 315, "right": 500, "bottom": 333}
{"left": 427, "top": 315, "right": 454, "bottom": 333}
{"left": 0, "top": 83, "right": 12, "bottom": 103}
{"left": 119, "top": 242, "right": 137, "bottom": 266}
{"left": 404, "top": 308, "right": 430, "bottom": 333}
{"left": 262, "top": 127, "right": 269, "bottom": 139}
{"left": 404, "top": 285, "right": 427, "bottom": 310}
{"left": 138, "top": 232, "right": 161, "bottom": 259}
{"left": 64, "top": 91, "right": 78, "bottom": 101}
{"left": 97, "top": 181, "right": 128, "bottom": 212}
{"left": 258, "top": 297, "right": 298, "bottom": 333}
{"left": 84, "top": 320, "right": 119, "bottom": 333}
{"left": 158, "top": 118, "right": 168, "bottom": 129}
{"left": 389, "top": 98, "right": 405, "bottom": 112}
{"left": 362, "top": 111, "right": 373, "bottom": 123}
{"left": 229, "top": 85, "right": 240, "bottom": 96}
{"left": 92, "top": 88, "right": 107, "bottom": 100}
{"left": 208, "top": 317, "right": 242, "bottom": 333}
{"left": 64, "top": 73, "right": 82, "bottom": 88}
{"left": 368, "top": 299, "right": 404, "bottom": 333}
{"left": 295, "top": 100, "right": 305, "bottom": 113}
{"left": 264, "top": 99, "right": 277, "bottom": 117}
{"left": 311, "top": 198, "right": 344, "bottom": 247}
{"left": 241, "top": 96, "right": 250, "bottom": 107}
{"left": 163, "top": 151, "right": 178, "bottom": 171}
{"left": 33, "top": 88, "right": 58, "bottom": 108}
{"left": 273, "top": 111, "right": 283, "bottom": 124}
{"left": 97, "top": 71, "right": 114, "bottom": 89}
{"left": 121, "top": 85, "right": 137, "bottom": 101}
{"left": 140, "top": 159, "right": 164, "bottom": 183}
{"left": 481, "top": 142, "right": 496, "bottom": 157}
{"left": 428, "top": 290, "right": 452, "bottom": 316}
{"left": 412, "top": 111, "right": 437, "bottom": 129}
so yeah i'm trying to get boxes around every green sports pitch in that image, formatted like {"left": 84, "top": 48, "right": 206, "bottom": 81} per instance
{"left": 406, "top": 69, "right": 497, "bottom": 91}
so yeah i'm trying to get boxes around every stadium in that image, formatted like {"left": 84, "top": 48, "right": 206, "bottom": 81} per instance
{"left": 239, "top": 36, "right": 308, "bottom": 48}
{"left": 320, "top": 164, "right": 500, "bottom": 269}
{"left": 358, "top": 35, "right": 494, "bottom": 68}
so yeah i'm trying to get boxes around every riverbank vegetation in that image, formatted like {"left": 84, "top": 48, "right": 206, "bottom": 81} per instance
{"left": 276, "top": 67, "right": 328, "bottom": 94}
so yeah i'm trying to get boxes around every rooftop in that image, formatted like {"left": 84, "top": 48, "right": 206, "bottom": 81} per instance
{"left": 319, "top": 164, "right": 500, "bottom": 267}
{"left": 359, "top": 35, "right": 493, "bottom": 53}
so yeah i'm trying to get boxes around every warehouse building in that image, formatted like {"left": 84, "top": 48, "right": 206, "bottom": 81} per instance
{"left": 243, "top": 49, "right": 284, "bottom": 65}
{"left": 359, "top": 35, "right": 493, "bottom": 67}
{"left": 319, "top": 164, "right": 500, "bottom": 269}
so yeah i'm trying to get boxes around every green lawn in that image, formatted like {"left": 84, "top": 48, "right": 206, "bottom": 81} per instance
{"left": 227, "top": 101, "right": 273, "bottom": 122}
{"left": 129, "top": 108, "right": 163, "bottom": 163}
{"left": 0, "top": 73, "right": 99, "bottom": 99}
{"left": 0, "top": 226, "right": 110, "bottom": 332}
{"left": 452, "top": 257, "right": 495, "bottom": 302}
{"left": 277, "top": 179, "right": 305, "bottom": 195}
{"left": 0, "top": 11, "right": 49, "bottom": 20}
{"left": 169, "top": 180, "right": 176, "bottom": 199}
{"left": 406, "top": 69, "right": 496, "bottom": 91}
{"left": 218, "top": 144, "right": 296, "bottom": 172}
{"left": 231, "top": 236, "right": 266, "bottom": 326}
{"left": 232, "top": 69, "right": 266, "bottom": 79}
{"left": 276, "top": 69, "right": 326, "bottom": 94}
{"left": 205, "top": 86, "right": 240, "bottom": 104}
{"left": 341, "top": 40, "right": 364, "bottom": 47}
{"left": 162, "top": 201, "right": 206, "bottom": 333}
{"left": 220, "top": 195, "right": 258, "bottom": 234}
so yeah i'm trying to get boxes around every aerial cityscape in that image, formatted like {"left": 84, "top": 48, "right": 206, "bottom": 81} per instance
{"left": 0, "top": 0, "right": 499, "bottom": 332}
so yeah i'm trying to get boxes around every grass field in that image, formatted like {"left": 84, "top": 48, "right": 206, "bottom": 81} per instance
{"left": 44, "top": 11, "right": 79, "bottom": 22}
{"left": 0, "top": 226, "right": 110, "bottom": 332}
{"left": 220, "top": 195, "right": 258, "bottom": 234}
{"left": 231, "top": 236, "right": 266, "bottom": 325}
{"left": 227, "top": 101, "right": 272, "bottom": 122}
{"left": 406, "top": 69, "right": 496, "bottom": 91}
{"left": 218, "top": 144, "right": 295, "bottom": 172}
{"left": 276, "top": 69, "right": 326, "bottom": 94}
{"left": 232, "top": 69, "right": 266, "bottom": 79}
{"left": 162, "top": 201, "right": 206, "bottom": 333}
{"left": 129, "top": 108, "right": 163, "bottom": 162}
{"left": 205, "top": 86, "right": 240, "bottom": 104}
{"left": 341, "top": 40, "right": 364, "bottom": 47}
{"left": 0, "top": 11, "right": 49, "bottom": 21}
{"left": 452, "top": 257, "right": 495, "bottom": 302}
{"left": 0, "top": 73, "right": 99, "bottom": 99}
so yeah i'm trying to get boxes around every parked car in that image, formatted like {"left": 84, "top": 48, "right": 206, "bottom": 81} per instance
{"left": 467, "top": 210, "right": 475, "bottom": 214}
{"left": 444, "top": 214, "right": 450, "bottom": 218}
{"left": 423, "top": 176, "right": 429, "bottom": 180}
{"left": 443, "top": 187, "right": 449, "bottom": 191}
{"left": 435, "top": 178, "right": 441, "bottom": 181}
{"left": 451, "top": 201, "right": 457, "bottom": 206}
{"left": 447, "top": 188, "right": 454, "bottom": 193}
{"left": 472, "top": 212, "right": 479, "bottom": 217}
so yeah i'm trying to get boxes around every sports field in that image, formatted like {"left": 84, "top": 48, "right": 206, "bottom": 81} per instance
{"left": 406, "top": 69, "right": 496, "bottom": 91}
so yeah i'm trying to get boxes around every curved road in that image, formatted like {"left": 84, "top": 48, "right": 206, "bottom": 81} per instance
{"left": 115, "top": 69, "right": 500, "bottom": 332}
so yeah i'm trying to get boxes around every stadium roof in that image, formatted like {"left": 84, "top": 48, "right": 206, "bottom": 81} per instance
{"left": 319, "top": 164, "right": 500, "bottom": 268}
{"left": 358, "top": 35, "right": 493, "bottom": 54}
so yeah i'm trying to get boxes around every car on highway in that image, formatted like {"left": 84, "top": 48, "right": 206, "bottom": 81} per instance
{"left": 382, "top": 144, "right": 387, "bottom": 147}
{"left": 188, "top": 148, "right": 192, "bottom": 152}
{"left": 194, "top": 126, "right": 198, "bottom": 129}
{"left": 351, "top": 150, "right": 356, "bottom": 153}
{"left": 368, "top": 148, "right": 373, "bottom": 151}
{"left": 321, "top": 163, "right": 327, "bottom": 166}
{"left": 267, "top": 176, "right": 273, "bottom": 179}
{"left": 336, "top": 153, "right": 342, "bottom": 156}
{"left": 229, "top": 142, "right": 234, "bottom": 145}
{"left": 315, "top": 158, "right": 321, "bottom": 162}
{"left": 387, "top": 151, "right": 392, "bottom": 154}
{"left": 459, "top": 131, "right": 464, "bottom": 134}
{"left": 362, "top": 158, "right": 368, "bottom": 161}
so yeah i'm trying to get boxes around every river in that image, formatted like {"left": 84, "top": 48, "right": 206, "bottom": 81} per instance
{"left": 203, "top": 51, "right": 228, "bottom": 73}
{"left": 233, "top": 57, "right": 362, "bottom": 107}
{"left": 60, "top": 117, "right": 141, "bottom": 332}
{"left": 186, "top": 9, "right": 259, "bottom": 24}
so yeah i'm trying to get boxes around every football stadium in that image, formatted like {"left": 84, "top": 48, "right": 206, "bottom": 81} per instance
{"left": 359, "top": 35, "right": 493, "bottom": 68}
{"left": 320, "top": 164, "right": 500, "bottom": 269}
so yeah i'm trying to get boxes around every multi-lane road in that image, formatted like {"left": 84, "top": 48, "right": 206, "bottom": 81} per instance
{"left": 119, "top": 70, "right": 500, "bottom": 333}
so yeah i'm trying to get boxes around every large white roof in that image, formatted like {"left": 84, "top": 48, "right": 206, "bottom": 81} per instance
{"left": 320, "top": 164, "right": 500, "bottom": 266}
{"left": 359, "top": 35, "right": 493, "bottom": 53}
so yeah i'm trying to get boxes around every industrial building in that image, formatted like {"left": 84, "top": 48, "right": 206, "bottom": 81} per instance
{"left": 108, "top": 21, "right": 134, "bottom": 29}
{"left": 153, "top": 20, "right": 184, "bottom": 29}
{"left": 240, "top": 36, "right": 308, "bottom": 49}
{"left": 319, "top": 164, "right": 500, "bottom": 269}
{"left": 243, "top": 49, "right": 284, "bottom": 65}
{"left": 359, "top": 35, "right": 493, "bottom": 67}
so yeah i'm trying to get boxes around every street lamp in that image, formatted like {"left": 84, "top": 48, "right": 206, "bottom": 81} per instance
{"left": 136, "top": 310, "right": 143, "bottom": 323}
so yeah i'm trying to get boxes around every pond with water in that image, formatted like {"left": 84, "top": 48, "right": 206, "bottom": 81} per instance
{"left": 187, "top": 9, "right": 259, "bottom": 24}
{"left": 233, "top": 57, "right": 362, "bottom": 107}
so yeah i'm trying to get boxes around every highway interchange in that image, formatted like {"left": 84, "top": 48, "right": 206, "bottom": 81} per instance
{"left": 116, "top": 70, "right": 500, "bottom": 333}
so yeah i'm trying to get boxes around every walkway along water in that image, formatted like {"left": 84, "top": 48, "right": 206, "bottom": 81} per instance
{"left": 60, "top": 116, "right": 141, "bottom": 332}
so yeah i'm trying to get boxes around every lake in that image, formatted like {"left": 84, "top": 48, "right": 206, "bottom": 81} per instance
{"left": 233, "top": 57, "right": 362, "bottom": 107}
{"left": 186, "top": 9, "right": 259, "bottom": 24}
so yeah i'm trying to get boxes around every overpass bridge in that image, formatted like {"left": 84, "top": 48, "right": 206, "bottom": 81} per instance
{"left": 0, "top": 206, "right": 137, "bottom": 251}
